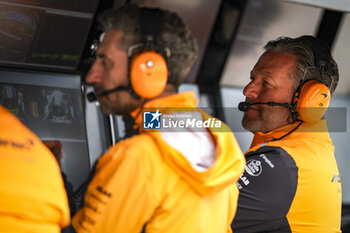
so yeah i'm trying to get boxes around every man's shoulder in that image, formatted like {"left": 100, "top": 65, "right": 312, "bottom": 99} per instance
{"left": 106, "top": 133, "right": 163, "bottom": 163}
{"left": 96, "top": 133, "right": 171, "bottom": 186}
{"left": 245, "top": 145, "right": 297, "bottom": 171}
{"left": 247, "top": 145, "right": 292, "bottom": 159}
{"left": 268, "top": 134, "right": 334, "bottom": 162}
{"left": 118, "top": 133, "right": 157, "bottom": 148}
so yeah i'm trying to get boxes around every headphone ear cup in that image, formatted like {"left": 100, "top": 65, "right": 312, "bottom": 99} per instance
{"left": 295, "top": 80, "right": 330, "bottom": 123}
{"left": 130, "top": 51, "right": 168, "bottom": 98}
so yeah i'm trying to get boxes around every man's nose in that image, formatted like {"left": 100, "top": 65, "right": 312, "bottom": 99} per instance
{"left": 85, "top": 62, "right": 103, "bottom": 84}
{"left": 243, "top": 81, "right": 259, "bottom": 99}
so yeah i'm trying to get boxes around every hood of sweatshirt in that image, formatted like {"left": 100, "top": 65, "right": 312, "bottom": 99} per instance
{"left": 131, "top": 92, "right": 245, "bottom": 196}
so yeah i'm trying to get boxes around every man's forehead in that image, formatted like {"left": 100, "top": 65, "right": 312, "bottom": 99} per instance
{"left": 256, "top": 52, "right": 296, "bottom": 71}
{"left": 97, "top": 30, "right": 124, "bottom": 53}
{"left": 251, "top": 68, "right": 273, "bottom": 76}
{"left": 99, "top": 30, "right": 123, "bottom": 46}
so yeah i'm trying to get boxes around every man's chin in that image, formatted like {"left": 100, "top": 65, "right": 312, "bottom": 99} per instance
{"left": 99, "top": 104, "right": 115, "bottom": 115}
{"left": 242, "top": 118, "right": 258, "bottom": 133}
{"left": 242, "top": 113, "right": 267, "bottom": 133}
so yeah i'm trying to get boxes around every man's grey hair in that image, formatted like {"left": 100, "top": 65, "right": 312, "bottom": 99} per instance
{"left": 264, "top": 36, "right": 339, "bottom": 94}
{"left": 98, "top": 3, "right": 198, "bottom": 88}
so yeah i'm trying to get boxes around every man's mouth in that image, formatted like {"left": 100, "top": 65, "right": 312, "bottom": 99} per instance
{"left": 246, "top": 108, "right": 259, "bottom": 115}
{"left": 93, "top": 87, "right": 105, "bottom": 97}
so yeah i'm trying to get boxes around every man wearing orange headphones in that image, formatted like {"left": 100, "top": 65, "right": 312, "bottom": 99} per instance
{"left": 71, "top": 4, "right": 245, "bottom": 233}
{"left": 232, "top": 36, "right": 342, "bottom": 232}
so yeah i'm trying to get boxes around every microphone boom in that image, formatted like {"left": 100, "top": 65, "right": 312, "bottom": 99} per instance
{"left": 86, "top": 85, "right": 130, "bottom": 102}
{"left": 238, "top": 101, "right": 291, "bottom": 111}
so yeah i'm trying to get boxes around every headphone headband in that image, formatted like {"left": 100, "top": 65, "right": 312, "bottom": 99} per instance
{"left": 139, "top": 8, "right": 163, "bottom": 45}
{"left": 299, "top": 35, "right": 331, "bottom": 71}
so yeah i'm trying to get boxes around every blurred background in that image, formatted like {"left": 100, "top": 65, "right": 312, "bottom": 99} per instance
{"left": 0, "top": 0, "right": 349, "bottom": 227}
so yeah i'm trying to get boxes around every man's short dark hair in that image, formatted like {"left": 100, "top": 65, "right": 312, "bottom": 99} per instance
{"left": 264, "top": 36, "right": 339, "bottom": 94}
{"left": 98, "top": 4, "right": 198, "bottom": 88}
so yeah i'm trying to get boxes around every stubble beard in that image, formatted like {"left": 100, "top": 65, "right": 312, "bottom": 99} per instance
{"left": 99, "top": 94, "right": 140, "bottom": 116}
{"left": 242, "top": 107, "right": 291, "bottom": 134}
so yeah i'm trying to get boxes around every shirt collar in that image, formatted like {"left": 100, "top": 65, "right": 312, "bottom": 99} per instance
{"left": 250, "top": 120, "right": 330, "bottom": 149}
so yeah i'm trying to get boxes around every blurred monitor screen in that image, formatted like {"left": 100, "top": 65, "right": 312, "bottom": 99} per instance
{"left": 0, "top": 0, "right": 98, "bottom": 71}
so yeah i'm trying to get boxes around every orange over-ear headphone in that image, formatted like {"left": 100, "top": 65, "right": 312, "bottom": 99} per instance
{"left": 291, "top": 36, "right": 332, "bottom": 123}
{"left": 128, "top": 8, "right": 169, "bottom": 99}
{"left": 294, "top": 79, "right": 330, "bottom": 123}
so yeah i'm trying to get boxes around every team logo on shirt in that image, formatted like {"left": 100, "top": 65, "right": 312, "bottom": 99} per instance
{"left": 331, "top": 174, "right": 341, "bottom": 183}
{"left": 245, "top": 159, "right": 262, "bottom": 176}
{"left": 143, "top": 110, "right": 162, "bottom": 129}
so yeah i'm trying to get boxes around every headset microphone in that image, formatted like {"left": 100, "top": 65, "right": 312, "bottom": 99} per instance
{"left": 238, "top": 102, "right": 292, "bottom": 112}
{"left": 238, "top": 102, "right": 250, "bottom": 112}
{"left": 87, "top": 85, "right": 130, "bottom": 103}
{"left": 87, "top": 92, "right": 98, "bottom": 102}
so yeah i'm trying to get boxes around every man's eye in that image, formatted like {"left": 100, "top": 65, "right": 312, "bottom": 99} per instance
{"left": 263, "top": 79, "right": 270, "bottom": 85}
{"left": 100, "top": 59, "right": 110, "bottom": 69}
{"left": 101, "top": 60, "right": 107, "bottom": 67}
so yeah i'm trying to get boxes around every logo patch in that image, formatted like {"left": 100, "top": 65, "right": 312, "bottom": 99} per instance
{"left": 246, "top": 159, "right": 262, "bottom": 176}
{"left": 143, "top": 110, "right": 161, "bottom": 129}
{"left": 331, "top": 174, "right": 341, "bottom": 183}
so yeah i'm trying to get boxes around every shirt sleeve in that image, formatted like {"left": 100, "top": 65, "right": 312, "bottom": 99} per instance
{"left": 72, "top": 137, "right": 161, "bottom": 233}
{"left": 231, "top": 146, "right": 298, "bottom": 233}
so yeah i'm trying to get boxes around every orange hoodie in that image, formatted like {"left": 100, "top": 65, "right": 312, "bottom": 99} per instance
{"left": 0, "top": 105, "right": 70, "bottom": 232}
{"left": 73, "top": 92, "right": 245, "bottom": 233}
